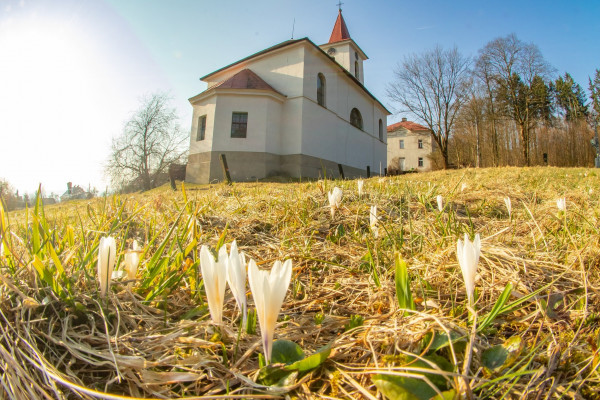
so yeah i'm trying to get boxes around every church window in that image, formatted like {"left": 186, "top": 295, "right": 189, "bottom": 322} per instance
{"left": 350, "top": 108, "right": 363, "bottom": 130}
{"left": 418, "top": 157, "right": 424, "bottom": 167}
{"left": 399, "top": 140, "right": 404, "bottom": 149}
{"left": 418, "top": 139, "right": 423, "bottom": 149}
{"left": 317, "top": 73, "right": 326, "bottom": 107}
{"left": 196, "top": 115, "right": 206, "bottom": 141}
{"left": 378, "top": 119, "right": 383, "bottom": 141}
{"left": 231, "top": 112, "right": 248, "bottom": 138}
{"left": 354, "top": 61, "right": 359, "bottom": 79}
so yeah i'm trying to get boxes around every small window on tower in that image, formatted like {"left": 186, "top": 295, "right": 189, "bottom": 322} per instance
{"left": 399, "top": 140, "right": 404, "bottom": 149}
{"left": 355, "top": 51, "right": 358, "bottom": 59}
{"left": 418, "top": 139, "right": 423, "bottom": 149}
{"left": 418, "top": 157, "right": 424, "bottom": 167}
{"left": 197, "top": 115, "right": 206, "bottom": 141}
{"left": 355, "top": 61, "right": 359, "bottom": 79}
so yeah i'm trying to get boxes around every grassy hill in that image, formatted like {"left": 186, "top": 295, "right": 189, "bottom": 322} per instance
{"left": 1, "top": 167, "right": 599, "bottom": 399}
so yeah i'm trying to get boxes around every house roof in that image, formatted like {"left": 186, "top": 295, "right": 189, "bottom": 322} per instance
{"left": 213, "top": 68, "right": 284, "bottom": 96}
{"left": 328, "top": 10, "right": 351, "bottom": 43}
{"left": 387, "top": 120, "right": 430, "bottom": 132}
{"left": 197, "top": 38, "right": 390, "bottom": 114}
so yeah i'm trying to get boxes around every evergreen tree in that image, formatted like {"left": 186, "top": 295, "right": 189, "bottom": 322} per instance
{"left": 589, "top": 69, "right": 600, "bottom": 123}
{"left": 553, "top": 73, "right": 588, "bottom": 122}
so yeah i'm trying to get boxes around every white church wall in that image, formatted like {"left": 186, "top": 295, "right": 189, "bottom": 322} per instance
{"left": 204, "top": 44, "right": 306, "bottom": 98}
{"left": 211, "top": 94, "right": 276, "bottom": 153}
{"left": 188, "top": 98, "right": 216, "bottom": 155}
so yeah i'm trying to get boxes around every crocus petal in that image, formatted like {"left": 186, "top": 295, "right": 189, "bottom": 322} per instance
{"left": 226, "top": 240, "right": 247, "bottom": 327}
{"left": 97, "top": 236, "right": 116, "bottom": 297}
{"left": 437, "top": 195, "right": 443, "bottom": 212}
{"left": 357, "top": 180, "right": 364, "bottom": 196}
{"left": 248, "top": 258, "right": 292, "bottom": 363}
{"left": 456, "top": 233, "right": 480, "bottom": 305}
{"left": 504, "top": 197, "right": 511, "bottom": 217}
{"left": 200, "top": 245, "right": 227, "bottom": 325}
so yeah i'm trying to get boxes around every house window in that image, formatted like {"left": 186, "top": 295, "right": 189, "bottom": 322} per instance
{"left": 317, "top": 73, "right": 326, "bottom": 107}
{"left": 196, "top": 115, "right": 206, "bottom": 141}
{"left": 378, "top": 119, "right": 383, "bottom": 141}
{"left": 418, "top": 139, "right": 423, "bottom": 149}
{"left": 231, "top": 112, "right": 248, "bottom": 138}
{"left": 418, "top": 157, "right": 424, "bottom": 167}
{"left": 399, "top": 140, "right": 404, "bottom": 149}
{"left": 354, "top": 61, "right": 359, "bottom": 79}
{"left": 350, "top": 108, "right": 363, "bottom": 130}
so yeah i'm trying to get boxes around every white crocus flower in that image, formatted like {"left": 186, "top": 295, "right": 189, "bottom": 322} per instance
{"left": 456, "top": 233, "right": 481, "bottom": 305}
{"left": 357, "top": 179, "right": 364, "bottom": 197}
{"left": 436, "top": 195, "right": 444, "bottom": 212}
{"left": 328, "top": 186, "right": 343, "bottom": 218}
{"left": 556, "top": 198, "right": 566, "bottom": 212}
{"left": 370, "top": 205, "right": 378, "bottom": 237}
{"left": 200, "top": 245, "right": 228, "bottom": 325}
{"left": 504, "top": 197, "right": 512, "bottom": 218}
{"left": 461, "top": 183, "right": 467, "bottom": 192}
{"left": 248, "top": 258, "right": 293, "bottom": 364}
{"left": 226, "top": 240, "right": 247, "bottom": 328}
{"left": 124, "top": 240, "right": 141, "bottom": 280}
{"left": 97, "top": 236, "right": 117, "bottom": 298}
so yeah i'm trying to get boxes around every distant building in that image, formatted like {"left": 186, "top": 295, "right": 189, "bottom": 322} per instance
{"left": 185, "top": 9, "right": 390, "bottom": 183}
{"left": 61, "top": 182, "right": 92, "bottom": 202}
{"left": 387, "top": 118, "right": 437, "bottom": 172}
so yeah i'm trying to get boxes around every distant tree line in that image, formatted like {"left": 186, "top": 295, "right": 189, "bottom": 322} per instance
{"left": 389, "top": 34, "right": 600, "bottom": 168}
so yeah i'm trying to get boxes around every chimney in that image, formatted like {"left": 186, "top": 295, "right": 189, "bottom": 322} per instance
{"left": 67, "top": 182, "right": 72, "bottom": 194}
{"left": 401, "top": 117, "right": 407, "bottom": 122}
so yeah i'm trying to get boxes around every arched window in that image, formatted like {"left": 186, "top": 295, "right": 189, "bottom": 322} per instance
{"left": 354, "top": 61, "right": 359, "bottom": 79}
{"left": 317, "top": 73, "right": 326, "bottom": 107}
{"left": 350, "top": 108, "right": 363, "bottom": 130}
{"left": 378, "top": 119, "right": 383, "bottom": 141}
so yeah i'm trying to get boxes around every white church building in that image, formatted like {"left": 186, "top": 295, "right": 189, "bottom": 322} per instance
{"left": 186, "top": 9, "right": 390, "bottom": 183}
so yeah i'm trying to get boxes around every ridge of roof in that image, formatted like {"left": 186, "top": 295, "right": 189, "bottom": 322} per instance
{"left": 387, "top": 120, "right": 430, "bottom": 132}
{"left": 328, "top": 10, "right": 351, "bottom": 43}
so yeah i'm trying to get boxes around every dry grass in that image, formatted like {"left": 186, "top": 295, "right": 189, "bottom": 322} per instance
{"left": 1, "top": 166, "right": 599, "bottom": 399}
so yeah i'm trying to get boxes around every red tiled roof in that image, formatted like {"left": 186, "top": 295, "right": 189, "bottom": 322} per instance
{"left": 328, "top": 10, "right": 351, "bottom": 43}
{"left": 213, "top": 69, "right": 284, "bottom": 96}
{"left": 387, "top": 120, "right": 430, "bottom": 132}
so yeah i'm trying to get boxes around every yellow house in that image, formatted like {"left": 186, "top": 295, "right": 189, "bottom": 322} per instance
{"left": 387, "top": 118, "right": 436, "bottom": 172}
{"left": 186, "top": 10, "right": 390, "bottom": 183}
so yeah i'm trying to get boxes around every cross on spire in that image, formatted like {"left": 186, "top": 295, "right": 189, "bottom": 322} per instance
{"left": 336, "top": 1, "right": 344, "bottom": 11}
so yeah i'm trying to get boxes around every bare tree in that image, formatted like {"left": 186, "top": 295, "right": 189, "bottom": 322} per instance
{"left": 106, "top": 93, "right": 188, "bottom": 192}
{"left": 388, "top": 46, "right": 471, "bottom": 168}
{"left": 477, "top": 34, "right": 554, "bottom": 165}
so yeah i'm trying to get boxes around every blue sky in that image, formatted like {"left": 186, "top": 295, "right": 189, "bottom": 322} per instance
{"left": 1, "top": 0, "right": 599, "bottom": 195}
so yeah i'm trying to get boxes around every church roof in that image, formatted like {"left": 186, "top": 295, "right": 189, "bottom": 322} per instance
{"left": 199, "top": 38, "right": 390, "bottom": 114}
{"left": 328, "top": 10, "right": 351, "bottom": 43}
{"left": 213, "top": 68, "right": 284, "bottom": 96}
{"left": 387, "top": 120, "right": 430, "bottom": 132}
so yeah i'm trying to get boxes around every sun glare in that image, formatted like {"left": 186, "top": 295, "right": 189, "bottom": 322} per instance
{"left": 0, "top": 14, "right": 112, "bottom": 193}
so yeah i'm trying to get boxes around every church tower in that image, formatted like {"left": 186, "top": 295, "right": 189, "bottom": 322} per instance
{"left": 319, "top": 8, "right": 368, "bottom": 84}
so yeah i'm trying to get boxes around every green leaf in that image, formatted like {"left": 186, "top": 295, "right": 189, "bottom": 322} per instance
{"left": 421, "top": 330, "right": 465, "bottom": 353}
{"left": 284, "top": 343, "right": 332, "bottom": 372}
{"left": 395, "top": 253, "right": 415, "bottom": 315}
{"left": 372, "top": 373, "right": 437, "bottom": 400}
{"left": 481, "top": 336, "right": 522, "bottom": 374}
{"left": 478, "top": 282, "right": 513, "bottom": 331}
{"left": 270, "top": 340, "right": 305, "bottom": 364}
{"left": 257, "top": 366, "right": 298, "bottom": 387}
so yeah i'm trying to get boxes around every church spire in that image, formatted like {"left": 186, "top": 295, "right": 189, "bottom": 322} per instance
{"left": 328, "top": 7, "right": 351, "bottom": 44}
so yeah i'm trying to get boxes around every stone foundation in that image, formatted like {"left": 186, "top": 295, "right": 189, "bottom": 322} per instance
{"left": 186, "top": 151, "right": 374, "bottom": 183}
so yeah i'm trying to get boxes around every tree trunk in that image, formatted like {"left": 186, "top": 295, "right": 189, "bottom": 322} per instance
{"left": 519, "top": 123, "right": 530, "bottom": 166}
